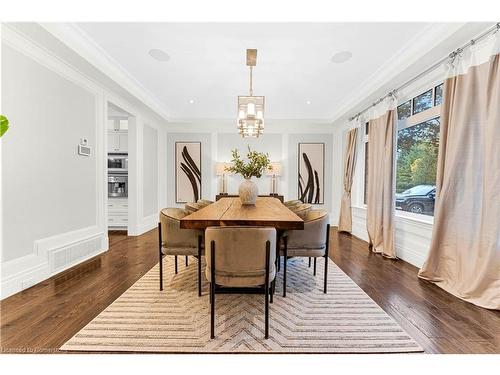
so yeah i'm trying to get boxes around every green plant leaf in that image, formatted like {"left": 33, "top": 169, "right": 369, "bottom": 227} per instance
{"left": 225, "top": 146, "right": 271, "bottom": 179}
{"left": 0, "top": 115, "right": 9, "bottom": 137}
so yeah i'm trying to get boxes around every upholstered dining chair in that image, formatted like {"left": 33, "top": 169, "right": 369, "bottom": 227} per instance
{"left": 158, "top": 208, "right": 204, "bottom": 296}
{"left": 197, "top": 199, "right": 214, "bottom": 206}
{"left": 290, "top": 203, "right": 313, "bottom": 219}
{"left": 280, "top": 209, "right": 330, "bottom": 297}
{"left": 205, "top": 226, "right": 276, "bottom": 339}
{"left": 284, "top": 199, "right": 302, "bottom": 207}
{"left": 185, "top": 201, "right": 205, "bottom": 213}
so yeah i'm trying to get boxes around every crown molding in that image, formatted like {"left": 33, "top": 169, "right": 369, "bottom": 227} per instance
{"left": 39, "top": 22, "right": 170, "bottom": 121}
{"left": 330, "top": 22, "right": 469, "bottom": 126}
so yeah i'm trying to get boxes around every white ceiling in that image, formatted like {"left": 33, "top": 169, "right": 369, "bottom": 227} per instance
{"left": 76, "top": 22, "right": 435, "bottom": 120}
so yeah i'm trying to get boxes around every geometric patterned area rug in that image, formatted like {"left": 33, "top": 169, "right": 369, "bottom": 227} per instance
{"left": 61, "top": 256, "right": 424, "bottom": 353}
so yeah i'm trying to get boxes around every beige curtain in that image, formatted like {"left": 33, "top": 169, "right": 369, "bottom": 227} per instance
{"left": 366, "top": 109, "right": 396, "bottom": 258}
{"left": 418, "top": 52, "right": 500, "bottom": 310}
{"left": 338, "top": 128, "right": 358, "bottom": 232}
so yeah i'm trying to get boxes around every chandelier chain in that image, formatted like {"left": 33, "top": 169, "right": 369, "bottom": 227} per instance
{"left": 249, "top": 66, "right": 253, "bottom": 96}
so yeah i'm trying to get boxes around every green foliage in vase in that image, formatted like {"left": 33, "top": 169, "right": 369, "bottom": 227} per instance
{"left": 0, "top": 115, "right": 9, "bottom": 137}
{"left": 226, "top": 146, "right": 272, "bottom": 179}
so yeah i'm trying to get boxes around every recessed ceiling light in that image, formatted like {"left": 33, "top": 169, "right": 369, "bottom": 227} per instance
{"left": 149, "top": 49, "right": 170, "bottom": 62}
{"left": 189, "top": 99, "right": 195, "bottom": 104}
{"left": 306, "top": 100, "right": 311, "bottom": 105}
{"left": 331, "top": 51, "right": 352, "bottom": 64}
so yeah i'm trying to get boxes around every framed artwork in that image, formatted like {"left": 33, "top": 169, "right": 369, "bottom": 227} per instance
{"left": 175, "top": 142, "right": 202, "bottom": 203}
{"left": 298, "top": 143, "right": 324, "bottom": 204}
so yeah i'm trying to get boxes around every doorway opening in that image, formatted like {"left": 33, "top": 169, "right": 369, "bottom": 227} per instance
{"left": 106, "top": 102, "right": 131, "bottom": 233}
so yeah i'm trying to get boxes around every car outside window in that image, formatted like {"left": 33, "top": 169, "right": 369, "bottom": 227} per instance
{"left": 395, "top": 118, "right": 440, "bottom": 216}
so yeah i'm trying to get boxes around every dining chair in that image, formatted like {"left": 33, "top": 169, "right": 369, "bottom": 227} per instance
{"left": 158, "top": 208, "right": 204, "bottom": 296}
{"left": 205, "top": 226, "right": 276, "bottom": 339}
{"left": 280, "top": 209, "right": 330, "bottom": 297}
{"left": 290, "top": 203, "right": 313, "bottom": 219}
{"left": 197, "top": 199, "right": 214, "bottom": 206}
{"left": 185, "top": 202, "right": 205, "bottom": 213}
{"left": 284, "top": 199, "right": 302, "bottom": 207}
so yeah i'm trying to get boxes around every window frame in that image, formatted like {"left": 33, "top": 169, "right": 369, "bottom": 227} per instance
{"left": 395, "top": 103, "right": 441, "bottom": 223}
{"left": 411, "top": 88, "right": 434, "bottom": 116}
{"left": 363, "top": 121, "right": 369, "bottom": 206}
{"left": 434, "top": 83, "right": 444, "bottom": 106}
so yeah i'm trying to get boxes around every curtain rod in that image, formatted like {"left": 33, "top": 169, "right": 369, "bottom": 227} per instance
{"left": 348, "top": 22, "right": 500, "bottom": 122}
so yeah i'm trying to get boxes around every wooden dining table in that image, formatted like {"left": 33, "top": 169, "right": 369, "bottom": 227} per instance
{"left": 179, "top": 196, "right": 304, "bottom": 230}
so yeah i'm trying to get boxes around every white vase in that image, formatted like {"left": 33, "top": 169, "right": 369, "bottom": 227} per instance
{"left": 238, "top": 178, "right": 258, "bottom": 205}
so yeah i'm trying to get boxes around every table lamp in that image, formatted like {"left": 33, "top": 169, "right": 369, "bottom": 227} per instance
{"left": 266, "top": 162, "right": 282, "bottom": 195}
{"left": 216, "top": 162, "right": 231, "bottom": 195}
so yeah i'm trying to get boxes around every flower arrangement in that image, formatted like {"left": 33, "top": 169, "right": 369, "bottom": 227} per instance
{"left": 225, "top": 146, "right": 272, "bottom": 179}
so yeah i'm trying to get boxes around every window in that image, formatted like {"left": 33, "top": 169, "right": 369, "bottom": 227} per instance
{"left": 434, "top": 83, "right": 443, "bottom": 106}
{"left": 395, "top": 117, "right": 440, "bottom": 216}
{"left": 364, "top": 120, "right": 370, "bottom": 205}
{"left": 397, "top": 100, "right": 412, "bottom": 120}
{"left": 412, "top": 89, "right": 433, "bottom": 115}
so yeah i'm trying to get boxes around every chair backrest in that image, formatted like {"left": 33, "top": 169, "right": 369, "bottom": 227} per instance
{"left": 197, "top": 199, "right": 214, "bottom": 206}
{"left": 287, "top": 209, "right": 329, "bottom": 249}
{"left": 159, "top": 208, "right": 199, "bottom": 248}
{"left": 291, "top": 203, "right": 313, "bottom": 219}
{"left": 284, "top": 199, "right": 302, "bottom": 207}
{"left": 185, "top": 202, "right": 204, "bottom": 213}
{"left": 205, "top": 226, "right": 276, "bottom": 287}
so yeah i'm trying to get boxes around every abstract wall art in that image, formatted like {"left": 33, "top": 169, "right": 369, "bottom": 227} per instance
{"left": 298, "top": 143, "right": 324, "bottom": 204}
{"left": 175, "top": 142, "right": 202, "bottom": 203}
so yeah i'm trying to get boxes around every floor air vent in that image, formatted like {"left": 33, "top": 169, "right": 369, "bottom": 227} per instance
{"left": 50, "top": 235, "right": 102, "bottom": 273}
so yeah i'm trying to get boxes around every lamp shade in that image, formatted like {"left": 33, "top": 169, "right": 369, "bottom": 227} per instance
{"left": 216, "top": 162, "right": 233, "bottom": 175}
{"left": 215, "top": 162, "right": 226, "bottom": 176}
{"left": 266, "top": 162, "right": 282, "bottom": 176}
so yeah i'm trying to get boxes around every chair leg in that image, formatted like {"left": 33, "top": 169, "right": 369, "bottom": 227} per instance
{"left": 276, "top": 233, "right": 281, "bottom": 272}
{"left": 283, "top": 236, "right": 288, "bottom": 297}
{"left": 265, "top": 241, "right": 270, "bottom": 339}
{"left": 185, "top": 256, "right": 189, "bottom": 267}
{"left": 198, "top": 235, "right": 202, "bottom": 297}
{"left": 308, "top": 257, "right": 311, "bottom": 267}
{"left": 158, "top": 223, "right": 163, "bottom": 291}
{"left": 174, "top": 255, "right": 178, "bottom": 274}
{"left": 210, "top": 241, "right": 216, "bottom": 339}
{"left": 270, "top": 279, "right": 274, "bottom": 304}
{"left": 324, "top": 224, "right": 330, "bottom": 294}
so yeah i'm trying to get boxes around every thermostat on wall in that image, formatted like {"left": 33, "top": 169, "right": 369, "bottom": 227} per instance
{"left": 78, "top": 138, "right": 92, "bottom": 156}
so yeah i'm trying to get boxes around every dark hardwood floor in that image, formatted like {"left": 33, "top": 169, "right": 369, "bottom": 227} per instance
{"left": 1, "top": 228, "right": 499, "bottom": 354}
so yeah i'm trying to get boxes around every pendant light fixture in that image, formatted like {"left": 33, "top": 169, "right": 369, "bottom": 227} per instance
{"left": 237, "top": 49, "right": 265, "bottom": 138}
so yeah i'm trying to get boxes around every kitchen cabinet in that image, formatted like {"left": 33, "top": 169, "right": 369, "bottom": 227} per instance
{"left": 108, "top": 131, "right": 128, "bottom": 153}
{"left": 108, "top": 198, "right": 128, "bottom": 229}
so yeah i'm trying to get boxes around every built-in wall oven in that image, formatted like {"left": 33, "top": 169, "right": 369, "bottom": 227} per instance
{"left": 108, "top": 174, "right": 128, "bottom": 198}
{"left": 108, "top": 153, "right": 128, "bottom": 174}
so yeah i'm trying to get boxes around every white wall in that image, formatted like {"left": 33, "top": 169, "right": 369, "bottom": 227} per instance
{"left": 1, "top": 43, "right": 99, "bottom": 262}
{"left": 142, "top": 124, "right": 159, "bottom": 217}
{"left": 217, "top": 133, "right": 283, "bottom": 195}
{"left": 1, "top": 24, "right": 167, "bottom": 299}
{"left": 164, "top": 122, "right": 338, "bottom": 224}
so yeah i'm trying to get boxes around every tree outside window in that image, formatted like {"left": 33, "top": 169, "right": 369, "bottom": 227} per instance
{"left": 395, "top": 118, "right": 440, "bottom": 216}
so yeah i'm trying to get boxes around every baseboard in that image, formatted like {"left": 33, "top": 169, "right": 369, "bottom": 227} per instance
{"left": 349, "top": 206, "right": 431, "bottom": 268}
{"left": 1, "top": 227, "right": 108, "bottom": 300}
{"left": 128, "top": 214, "right": 157, "bottom": 236}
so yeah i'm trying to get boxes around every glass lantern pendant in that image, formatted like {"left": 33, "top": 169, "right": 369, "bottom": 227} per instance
{"left": 237, "top": 49, "right": 265, "bottom": 138}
